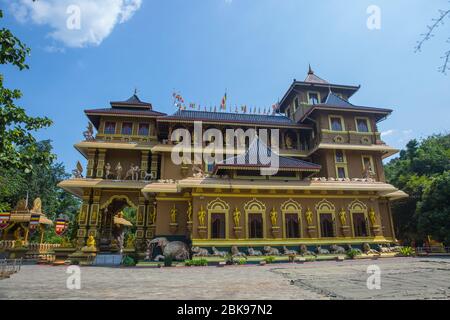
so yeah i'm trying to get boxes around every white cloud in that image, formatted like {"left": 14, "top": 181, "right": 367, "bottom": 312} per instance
{"left": 7, "top": 0, "right": 142, "bottom": 48}
{"left": 381, "top": 129, "right": 395, "bottom": 138}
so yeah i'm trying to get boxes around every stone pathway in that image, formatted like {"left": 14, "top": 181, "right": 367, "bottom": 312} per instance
{"left": 1, "top": 257, "right": 450, "bottom": 300}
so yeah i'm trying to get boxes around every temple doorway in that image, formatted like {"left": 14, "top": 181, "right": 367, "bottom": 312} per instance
{"left": 99, "top": 198, "right": 135, "bottom": 253}
{"left": 320, "top": 214, "right": 334, "bottom": 238}
{"left": 352, "top": 212, "right": 368, "bottom": 237}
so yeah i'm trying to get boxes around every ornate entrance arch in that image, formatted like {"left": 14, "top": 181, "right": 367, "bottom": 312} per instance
{"left": 315, "top": 199, "right": 336, "bottom": 238}
{"left": 348, "top": 199, "right": 370, "bottom": 237}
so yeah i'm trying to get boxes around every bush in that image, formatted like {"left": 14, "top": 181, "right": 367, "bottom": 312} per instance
{"left": 234, "top": 257, "right": 247, "bottom": 265}
{"left": 398, "top": 246, "right": 414, "bottom": 256}
{"left": 193, "top": 258, "right": 208, "bottom": 266}
{"left": 164, "top": 256, "right": 173, "bottom": 267}
{"left": 184, "top": 259, "right": 193, "bottom": 266}
{"left": 122, "top": 256, "right": 136, "bottom": 266}
{"left": 264, "top": 256, "right": 276, "bottom": 264}
{"left": 346, "top": 249, "right": 362, "bottom": 259}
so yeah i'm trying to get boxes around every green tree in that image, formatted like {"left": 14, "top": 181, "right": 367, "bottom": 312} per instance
{"left": 0, "top": 141, "right": 80, "bottom": 242}
{"left": 0, "top": 9, "right": 53, "bottom": 174}
{"left": 417, "top": 171, "right": 450, "bottom": 244}
{"left": 385, "top": 134, "right": 450, "bottom": 244}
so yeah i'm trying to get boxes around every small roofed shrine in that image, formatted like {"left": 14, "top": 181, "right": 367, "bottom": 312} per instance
{"left": 0, "top": 198, "right": 53, "bottom": 245}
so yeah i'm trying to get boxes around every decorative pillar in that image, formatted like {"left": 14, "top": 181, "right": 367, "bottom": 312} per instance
{"left": 86, "top": 149, "right": 97, "bottom": 178}
{"left": 140, "top": 151, "right": 150, "bottom": 180}
{"left": 87, "top": 189, "right": 101, "bottom": 243}
{"left": 296, "top": 132, "right": 301, "bottom": 150}
{"left": 150, "top": 153, "right": 159, "bottom": 179}
{"left": 145, "top": 199, "right": 156, "bottom": 240}
{"left": 96, "top": 149, "right": 107, "bottom": 178}
{"left": 168, "top": 126, "right": 173, "bottom": 145}
{"left": 76, "top": 189, "right": 92, "bottom": 248}
{"left": 281, "top": 130, "right": 286, "bottom": 149}
{"left": 135, "top": 195, "right": 147, "bottom": 251}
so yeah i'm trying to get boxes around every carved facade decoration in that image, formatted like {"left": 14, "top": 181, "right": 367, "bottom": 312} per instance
{"left": 170, "top": 205, "right": 178, "bottom": 224}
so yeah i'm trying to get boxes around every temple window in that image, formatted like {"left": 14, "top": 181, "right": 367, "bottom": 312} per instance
{"left": 356, "top": 117, "right": 370, "bottom": 133}
{"left": 329, "top": 116, "right": 344, "bottom": 131}
{"left": 335, "top": 150, "right": 345, "bottom": 163}
{"left": 337, "top": 167, "right": 347, "bottom": 179}
{"left": 335, "top": 150, "right": 348, "bottom": 178}
{"left": 294, "top": 97, "right": 299, "bottom": 111}
{"left": 307, "top": 92, "right": 320, "bottom": 105}
{"left": 138, "top": 123, "right": 150, "bottom": 136}
{"left": 285, "top": 214, "right": 300, "bottom": 238}
{"left": 248, "top": 214, "right": 263, "bottom": 238}
{"left": 121, "top": 122, "right": 133, "bottom": 135}
{"left": 211, "top": 213, "right": 226, "bottom": 239}
{"left": 104, "top": 121, "right": 116, "bottom": 134}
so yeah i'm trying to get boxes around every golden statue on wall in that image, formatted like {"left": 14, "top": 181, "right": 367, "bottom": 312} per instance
{"left": 369, "top": 208, "right": 377, "bottom": 225}
{"left": 339, "top": 208, "right": 347, "bottom": 225}
{"left": 270, "top": 207, "right": 278, "bottom": 226}
{"left": 198, "top": 205, "right": 206, "bottom": 227}
{"left": 305, "top": 208, "right": 313, "bottom": 225}
{"left": 187, "top": 201, "right": 193, "bottom": 222}
{"left": 149, "top": 205, "right": 157, "bottom": 225}
{"left": 170, "top": 205, "right": 178, "bottom": 224}
{"left": 233, "top": 207, "right": 241, "bottom": 227}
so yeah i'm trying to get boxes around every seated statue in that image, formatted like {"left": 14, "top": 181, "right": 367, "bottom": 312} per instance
{"left": 86, "top": 235, "right": 96, "bottom": 248}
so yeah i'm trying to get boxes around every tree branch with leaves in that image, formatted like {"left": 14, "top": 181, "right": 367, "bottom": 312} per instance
{"left": 0, "top": 9, "right": 53, "bottom": 173}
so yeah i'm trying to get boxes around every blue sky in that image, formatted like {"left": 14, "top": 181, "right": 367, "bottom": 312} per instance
{"left": 2, "top": 0, "right": 450, "bottom": 170}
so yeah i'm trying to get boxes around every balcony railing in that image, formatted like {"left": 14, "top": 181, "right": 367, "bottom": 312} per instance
{"left": 318, "top": 130, "right": 383, "bottom": 145}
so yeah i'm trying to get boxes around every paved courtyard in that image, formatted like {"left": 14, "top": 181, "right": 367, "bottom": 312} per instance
{"left": 1, "top": 257, "right": 450, "bottom": 300}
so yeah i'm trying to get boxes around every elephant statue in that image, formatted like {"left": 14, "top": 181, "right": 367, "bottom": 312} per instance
{"left": 146, "top": 237, "right": 190, "bottom": 261}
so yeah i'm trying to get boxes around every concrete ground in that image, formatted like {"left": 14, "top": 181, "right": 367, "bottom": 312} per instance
{"left": 1, "top": 257, "right": 450, "bottom": 300}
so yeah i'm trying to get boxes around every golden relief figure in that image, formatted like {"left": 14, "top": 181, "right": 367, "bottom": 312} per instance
{"left": 339, "top": 208, "right": 347, "bottom": 225}
{"left": 170, "top": 205, "right": 178, "bottom": 224}
{"left": 233, "top": 207, "right": 241, "bottom": 227}
{"left": 187, "top": 201, "right": 193, "bottom": 222}
{"left": 270, "top": 207, "right": 278, "bottom": 226}
{"left": 305, "top": 208, "right": 313, "bottom": 225}
{"left": 198, "top": 205, "right": 206, "bottom": 227}
{"left": 79, "top": 206, "right": 87, "bottom": 223}
{"left": 149, "top": 205, "right": 157, "bottom": 225}
{"left": 369, "top": 208, "right": 377, "bottom": 225}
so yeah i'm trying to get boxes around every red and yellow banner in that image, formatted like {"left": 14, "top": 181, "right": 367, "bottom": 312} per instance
{"left": 0, "top": 212, "right": 10, "bottom": 230}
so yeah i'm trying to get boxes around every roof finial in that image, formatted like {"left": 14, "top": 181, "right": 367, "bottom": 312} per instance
{"left": 134, "top": 87, "right": 139, "bottom": 96}
{"left": 308, "top": 64, "right": 314, "bottom": 75}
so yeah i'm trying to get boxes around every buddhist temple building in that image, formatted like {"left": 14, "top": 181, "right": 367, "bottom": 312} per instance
{"left": 58, "top": 68, "right": 407, "bottom": 257}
